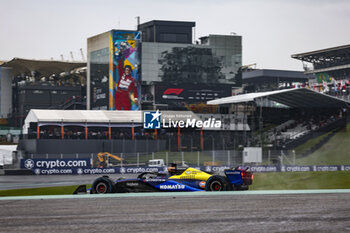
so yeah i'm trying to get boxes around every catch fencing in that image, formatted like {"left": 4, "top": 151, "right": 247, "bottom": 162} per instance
{"left": 21, "top": 149, "right": 327, "bottom": 167}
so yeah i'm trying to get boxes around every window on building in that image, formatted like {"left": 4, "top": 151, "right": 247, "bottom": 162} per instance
{"left": 159, "top": 33, "right": 188, "bottom": 43}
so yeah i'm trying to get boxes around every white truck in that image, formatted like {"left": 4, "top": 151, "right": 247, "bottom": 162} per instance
{"left": 148, "top": 159, "right": 189, "bottom": 167}
{"left": 148, "top": 159, "right": 165, "bottom": 167}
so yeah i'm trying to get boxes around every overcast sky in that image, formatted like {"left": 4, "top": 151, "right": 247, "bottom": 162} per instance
{"left": 1, "top": 0, "right": 349, "bottom": 71}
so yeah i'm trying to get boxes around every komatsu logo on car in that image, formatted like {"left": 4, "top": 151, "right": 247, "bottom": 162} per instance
{"left": 159, "top": 184, "right": 186, "bottom": 190}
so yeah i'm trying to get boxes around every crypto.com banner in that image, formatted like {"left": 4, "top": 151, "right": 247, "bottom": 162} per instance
{"left": 21, "top": 158, "right": 91, "bottom": 170}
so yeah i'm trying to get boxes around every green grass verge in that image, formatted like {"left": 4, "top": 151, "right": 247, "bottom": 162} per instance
{"left": 0, "top": 184, "right": 91, "bottom": 197}
{"left": 250, "top": 171, "right": 350, "bottom": 190}
{"left": 293, "top": 131, "right": 334, "bottom": 156}
{"left": 295, "top": 123, "right": 350, "bottom": 165}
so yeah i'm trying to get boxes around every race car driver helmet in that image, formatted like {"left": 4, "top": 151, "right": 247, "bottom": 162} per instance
{"left": 168, "top": 163, "right": 177, "bottom": 175}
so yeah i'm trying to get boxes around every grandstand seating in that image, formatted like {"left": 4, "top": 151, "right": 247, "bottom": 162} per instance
{"left": 265, "top": 112, "right": 344, "bottom": 148}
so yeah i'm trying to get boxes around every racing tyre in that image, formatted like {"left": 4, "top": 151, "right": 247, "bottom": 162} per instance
{"left": 205, "top": 175, "right": 228, "bottom": 191}
{"left": 91, "top": 177, "right": 116, "bottom": 194}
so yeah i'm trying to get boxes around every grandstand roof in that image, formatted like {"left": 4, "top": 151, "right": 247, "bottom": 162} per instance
{"left": 0, "top": 58, "right": 86, "bottom": 77}
{"left": 22, "top": 109, "right": 201, "bottom": 133}
{"left": 243, "top": 69, "right": 311, "bottom": 80}
{"left": 207, "top": 88, "right": 350, "bottom": 108}
{"left": 291, "top": 44, "right": 350, "bottom": 74}
{"left": 292, "top": 44, "right": 350, "bottom": 60}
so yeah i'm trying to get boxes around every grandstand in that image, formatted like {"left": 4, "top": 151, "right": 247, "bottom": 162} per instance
{"left": 292, "top": 44, "right": 350, "bottom": 100}
{"left": 208, "top": 88, "right": 349, "bottom": 149}
{"left": 0, "top": 58, "right": 86, "bottom": 127}
{"left": 292, "top": 44, "right": 350, "bottom": 76}
{"left": 19, "top": 109, "right": 228, "bottom": 155}
{"left": 242, "top": 69, "right": 314, "bottom": 93}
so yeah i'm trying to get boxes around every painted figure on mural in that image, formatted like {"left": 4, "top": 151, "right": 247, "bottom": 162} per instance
{"left": 115, "top": 42, "right": 139, "bottom": 110}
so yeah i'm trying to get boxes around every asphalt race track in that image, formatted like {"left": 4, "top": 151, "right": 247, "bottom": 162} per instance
{"left": 1, "top": 191, "right": 350, "bottom": 232}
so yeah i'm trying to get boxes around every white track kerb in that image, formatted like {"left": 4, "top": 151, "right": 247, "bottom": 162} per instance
{"left": 1, "top": 189, "right": 350, "bottom": 201}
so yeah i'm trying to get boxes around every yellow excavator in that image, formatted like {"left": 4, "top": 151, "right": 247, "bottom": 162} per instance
{"left": 95, "top": 152, "right": 123, "bottom": 168}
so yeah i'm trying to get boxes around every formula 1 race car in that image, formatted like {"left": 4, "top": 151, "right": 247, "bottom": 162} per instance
{"left": 74, "top": 165, "right": 253, "bottom": 194}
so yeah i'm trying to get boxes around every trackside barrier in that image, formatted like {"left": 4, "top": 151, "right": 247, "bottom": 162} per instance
{"left": 24, "top": 150, "right": 336, "bottom": 167}
{"left": 17, "top": 159, "right": 350, "bottom": 175}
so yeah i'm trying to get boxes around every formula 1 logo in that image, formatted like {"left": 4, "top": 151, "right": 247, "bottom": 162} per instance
{"left": 143, "top": 110, "right": 161, "bottom": 129}
{"left": 24, "top": 159, "right": 35, "bottom": 169}
{"left": 163, "top": 88, "right": 184, "bottom": 95}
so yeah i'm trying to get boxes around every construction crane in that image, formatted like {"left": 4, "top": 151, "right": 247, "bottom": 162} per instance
{"left": 241, "top": 63, "right": 257, "bottom": 70}
{"left": 95, "top": 152, "right": 123, "bottom": 167}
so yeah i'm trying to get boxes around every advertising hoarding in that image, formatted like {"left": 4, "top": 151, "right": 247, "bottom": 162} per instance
{"left": 154, "top": 83, "right": 232, "bottom": 110}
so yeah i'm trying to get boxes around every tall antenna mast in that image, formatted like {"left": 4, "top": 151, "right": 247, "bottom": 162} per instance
{"left": 135, "top": 16, "right": 140, "bottom": 30}
{"left": 80, "top": 48, "right": 85, "bottom": 62}
{"left": 70, "top": 51, "right": 75, "bottom": 61}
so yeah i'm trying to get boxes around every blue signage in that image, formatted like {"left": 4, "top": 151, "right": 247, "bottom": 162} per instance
{"left": 21, "top": 158, "right": 91, "bottom": 170}
{"left": 143, "top": 110, "right": 161, "bottom": 129}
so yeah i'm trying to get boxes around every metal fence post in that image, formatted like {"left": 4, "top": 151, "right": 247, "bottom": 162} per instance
{"left": 197, "top": 151, "right": 200, "bottom": 167}
{"left": 121, "top": 153, "right": 123, "bottom": 167}
{"left": 233, "top": 150, "right": 235, "bottom": 165}
{"left": 46, "top": 153, "right": 48, "bottom": 159}
{"left": 181, "top": 151, "right": 184, "bottom": 164}
{"left": 76, "top": 153, "right": 78, "bottom": 159}
{"left": 152, "top": 152, "right": 154, "bottom": 160}
{"left": 268, "top": 150, "right": 271, "bottom": 165}
{"left": 228, "top": 150, "right": 230, "bottom": 166}
{"left": 137, "top": 152, "right": 139, "bottom": 167}
{"left": 280, "top": 151, "right": 283, "bottom": 166}
{"left": 212, "top": 150, "right": 215, "bottom": 165}
{"left": 60, "top": 153, "right": 63, "bottom": 159}
{"left": 293, "top": 150, "right": 296, "bottom": 165}
{"left": 31, "top": 154, "right": 33, "bottom": 159}
{"left": 166, "top": 151, "right": 168, "bottom": 165}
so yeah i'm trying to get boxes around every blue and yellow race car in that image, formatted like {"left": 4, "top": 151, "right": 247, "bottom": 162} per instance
{"left": 75, "top": 165, "right": 253, "bottom": 194}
